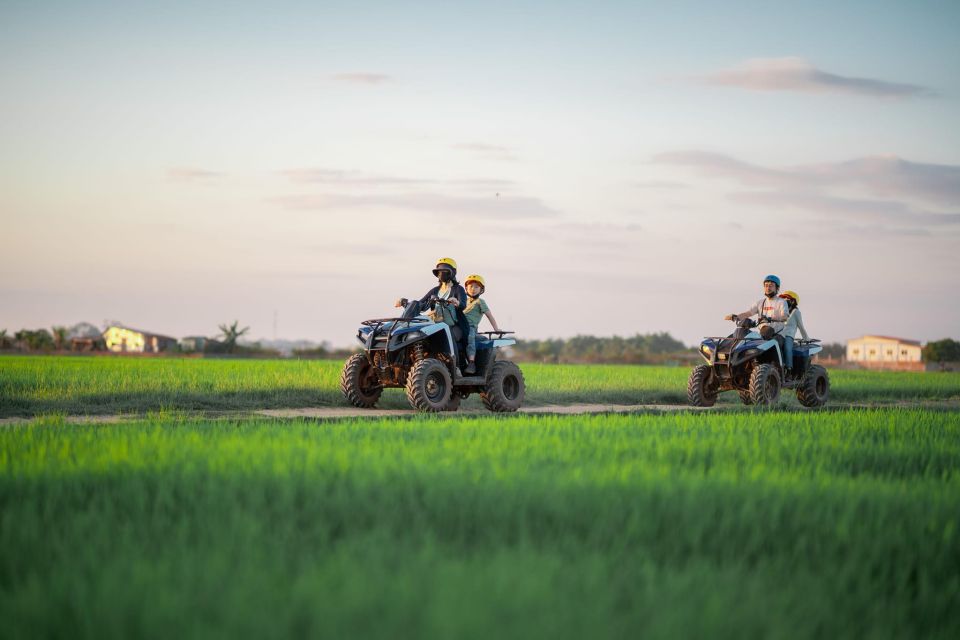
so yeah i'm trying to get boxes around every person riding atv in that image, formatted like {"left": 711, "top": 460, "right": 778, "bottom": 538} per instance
{"left": 339, "top": 257, "right": 526, "bottom": 412}
{"left": 725, "top": 274, "right": 788, "bottom": 340}
{"left": 394, "top": 257, "right": 470, "bottom": 353}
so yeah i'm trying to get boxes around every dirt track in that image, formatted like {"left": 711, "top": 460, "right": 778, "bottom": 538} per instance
{"left": 3, "top": 399, "right": 959, "bottom": 425}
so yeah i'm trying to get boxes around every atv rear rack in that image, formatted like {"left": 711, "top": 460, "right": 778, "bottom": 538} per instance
{"left": 478, "top": 331, "right": 514, "bottom": 338}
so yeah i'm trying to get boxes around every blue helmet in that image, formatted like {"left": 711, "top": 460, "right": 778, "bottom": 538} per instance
{"left": 764, "top": 274, "right": 781, "bottom": 288}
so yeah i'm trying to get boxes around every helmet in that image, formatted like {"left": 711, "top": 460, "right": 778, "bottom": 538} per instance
{"left": 763, "top": 274, "right": 781, "bottom": 288}
{"left": 779, "top": 290, "right": 800, "bottom": 305}
{"left": 432, "top": 257, "right": 458, "bottom": 276}
{"left": 464, "top": 274, "right": 486, "bottom": 294}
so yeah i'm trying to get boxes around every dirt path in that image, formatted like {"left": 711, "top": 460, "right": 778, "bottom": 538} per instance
{"left": 3, "top": 400, "right": 958, "bottom": 426}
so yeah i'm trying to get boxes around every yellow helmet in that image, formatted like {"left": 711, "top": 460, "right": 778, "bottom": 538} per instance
{"left": 432, "top": 257, "right": 458, "bottom": 276}
{"left": 779, "top": 290, "right": 800, "bottom": 305}
{"left": 464, "top": 274, "right": 486, "bottom": 291}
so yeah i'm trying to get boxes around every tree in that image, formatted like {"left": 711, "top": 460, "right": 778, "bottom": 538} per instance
{"left": 51, "top": 326, "right": 69, "bottom": 350}
{"left": 15, "top": 329, "right": 54, "bottom": 351}
{"left": 218, "top": 321, "right": 250, "bottom": 354}
{"left": 923, "top": 338, "right": 960, "bottom": 363}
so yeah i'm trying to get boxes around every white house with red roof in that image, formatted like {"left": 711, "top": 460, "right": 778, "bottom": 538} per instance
{"left": 846, "top": 335, "right": 923, "bottom": 368}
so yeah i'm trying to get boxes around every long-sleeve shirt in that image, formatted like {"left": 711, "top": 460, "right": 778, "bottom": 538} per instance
{"left": 781, "top": 308, "right": 809, "bottom": 340}
{"left": 735, "top": 296, "right": 788, "bottom": 323}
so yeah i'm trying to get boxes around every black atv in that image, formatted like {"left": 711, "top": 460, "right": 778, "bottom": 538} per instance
{"left": 687, "top": 317, "right": 830, "bottom": 407}
{"left": 340, "top": 297, "right": 525, "bottom": 412}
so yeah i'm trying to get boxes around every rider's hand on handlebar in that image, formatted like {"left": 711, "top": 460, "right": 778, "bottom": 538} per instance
{"left": 724, "top": 314, "right": 737, "bottom": 321}
{"left": 447, "top": 297, "right": 460, "bottom": 306}
{"left": 394, "top": 298, "right": 407, "bottom": 308}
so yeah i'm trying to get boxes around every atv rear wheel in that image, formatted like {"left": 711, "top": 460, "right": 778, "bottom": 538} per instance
{"left": 339, "top": 353, "right": 382, "bottom": 408}
{"left": 687, "top": 364, "right": 718, "bottom": 407}
{"left": 481, "top": 361, "right": 525, "bottom": 412}
{"left": 737, "top": 389, "right": 754, "bottom": 405}
{"left": 405, "top": 358, "right": 452, "bottom": 412}
{"left": 749, "top": 364, "right": 781, "bottom": 406}
{"left": 797, "top": 364, "right": 830, "bottom": 408}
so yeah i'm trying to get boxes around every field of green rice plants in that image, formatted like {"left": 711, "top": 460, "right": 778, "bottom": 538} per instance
{"left": 2, "top": 409, "right": 959, "bottom": 638}
{"left": 1, "top": 355, "right": 958, "bottom": 417}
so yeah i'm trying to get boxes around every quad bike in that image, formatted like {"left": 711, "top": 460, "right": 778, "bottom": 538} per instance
{"left": 340, "top": 297, "right": 525, "bottom": 412}
{"left": 687, "top": 317, "right": 830, "bottom": 408}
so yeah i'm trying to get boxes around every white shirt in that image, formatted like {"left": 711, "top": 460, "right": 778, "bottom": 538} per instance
{"left": 782, "top": 308, "right": 809, "bottom": 340}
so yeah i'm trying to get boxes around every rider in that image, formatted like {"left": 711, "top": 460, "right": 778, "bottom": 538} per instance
{"left": 724, "top": 274, "right": 789, "bottom": 339}
{"left": 778, "top": 290, "right": 808, "bottom": 377}
{"left": 462, "top": 274, "right": 501, "bottom": 374}
{"left": 395, "top": 256, "right": 469, "bottom": 337}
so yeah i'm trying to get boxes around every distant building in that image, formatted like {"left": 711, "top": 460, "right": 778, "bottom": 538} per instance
{"left": 179, "top": 336, "right": 221, "bottom": 353}
{"left": 846, "top": 335, "right": 923, "bottom": 371}
{"left": 103, "top": 326, "right": 177, "bottom": 353}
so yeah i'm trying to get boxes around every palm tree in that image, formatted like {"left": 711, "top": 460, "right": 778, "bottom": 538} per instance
{"left": 218, "top": 320, "right": 250, "bottom": 354}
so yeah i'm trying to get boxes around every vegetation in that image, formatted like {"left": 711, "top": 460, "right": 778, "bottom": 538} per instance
{"left": 924, "top": 338, "right": 960, "bottom": 363}
{"left": 1, "top": 409, "right": 958, "bottom": 638}
{"left": 1, "top": 356, "right": 958, "bottom": 417}
{"left": 512, "top": 332, "right": 688, "bottom": 364}
{"left": 218, "top": 320, "right": 250, "bottom": 354}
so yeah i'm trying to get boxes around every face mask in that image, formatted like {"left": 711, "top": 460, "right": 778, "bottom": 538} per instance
{"left": 438, "top": 271, "right": 451, "bottom": 283}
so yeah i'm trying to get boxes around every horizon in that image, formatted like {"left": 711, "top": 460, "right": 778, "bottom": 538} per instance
{"left": 3, "top": 1, "right": 959, "bottom": 347}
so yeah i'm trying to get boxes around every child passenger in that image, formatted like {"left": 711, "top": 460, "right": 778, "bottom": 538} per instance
{"left": 778, "top": 290, "right": 808, "bottom": 377}
{"left": 462, "top": 274, "right": 500, "bottom": 374}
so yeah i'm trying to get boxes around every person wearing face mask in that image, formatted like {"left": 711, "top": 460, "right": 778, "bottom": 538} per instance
{"left": 724, "top": 274, "right": 789, "bottom": 339}
{"left": 394, "top": 258, "right": 468, "bottom": 331}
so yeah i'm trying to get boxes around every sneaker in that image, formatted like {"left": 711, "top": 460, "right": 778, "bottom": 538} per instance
{"left": 465, "top": 362, "right": 476, "bottom": 375}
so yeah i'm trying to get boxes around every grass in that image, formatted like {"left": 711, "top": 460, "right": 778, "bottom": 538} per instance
{"left": 2, "top": 409, "right": 959, "bottom": 638}
{"left": 1, "top": 355, "right": 958, "bottom": 417}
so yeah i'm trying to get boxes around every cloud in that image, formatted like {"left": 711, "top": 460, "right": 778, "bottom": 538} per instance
{"left": 700, "top": 57, "right": 932, "bottom": 98}
{"left": 452, "top": 142, "right": 518, "bottom": 162}
{"left": 281, "top": 169, "right": 431, "bottom": 187}
{"left": 655, "top": 151, "right": 960, "bottom": 207}
{"left": 270, "top": 191, "right": 558, "bottom": 219}
{"left": 729, "top": 191, "right": 959, "bottom": 230}
{"left": 332, "top": 72, "right": 392, "bottom": 84}
{"left": 656, "top": 150, "right": 960, "bottom": 236}
{"left": 632, "top": 180, "right": 688, "bottom": 189}
{"left": 167, "top": 167, "right": 221, "bottom": 181}
{"left": 280, "top": 169, "right": 517, "bottom": 191}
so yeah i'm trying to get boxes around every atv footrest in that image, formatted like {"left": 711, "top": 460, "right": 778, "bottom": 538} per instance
{"left": 454, "top": 374, "right": 486, "bottom": 385}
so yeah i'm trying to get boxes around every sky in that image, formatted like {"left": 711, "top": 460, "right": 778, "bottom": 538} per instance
{"left": 2, "top": 0, "right": 959, "bottom": 347}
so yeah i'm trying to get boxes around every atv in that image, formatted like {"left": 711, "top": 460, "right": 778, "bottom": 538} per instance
{"left": 339, "top": 296, "right": 525, "bottom": 412}
{"left": 687, "top": 317, "right": 830, "bottom": 408}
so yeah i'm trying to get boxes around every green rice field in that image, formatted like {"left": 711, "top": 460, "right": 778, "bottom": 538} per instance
{"left": 2, "top": 410, "right": 959, "bottom": 638}
{"left": 1, "top": 355, "right": 958, "bottom": 416}
{"left": 2, "top": 355, "right": 959, "bottom": 637}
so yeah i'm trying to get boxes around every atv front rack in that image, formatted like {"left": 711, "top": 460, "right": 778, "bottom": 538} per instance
{"left": 361, "top": 317, "right": 431, "bottom": 351}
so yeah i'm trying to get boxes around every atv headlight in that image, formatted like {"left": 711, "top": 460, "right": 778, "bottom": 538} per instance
{"left": 700, "top": 344, "right": 713, "bottom": 356}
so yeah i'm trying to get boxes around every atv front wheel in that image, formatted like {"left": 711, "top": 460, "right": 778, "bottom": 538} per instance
{"left": 687, "top": 364, "right": 718, "bottom": 407}
{"left": 797, "top": 365, "right": 830, "bottom": 408}
{"left": 749, "top": 364, "right": 781, "bottom": 406}
{"left": 405, "top": 358, "right": 452, "bottom": 412}
{"left": 737, "top": 389, "right": 754, "bottom": 405}
{"left": 340, "top": 353, "right": 382, "bottom": 408}
{"left": 481, "top": 361, "right": 525, "bottom": 412}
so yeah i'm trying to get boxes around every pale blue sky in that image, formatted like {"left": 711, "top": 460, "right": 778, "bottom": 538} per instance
{"left": 2, "top": 1, "right": 958, "bottom": 345}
